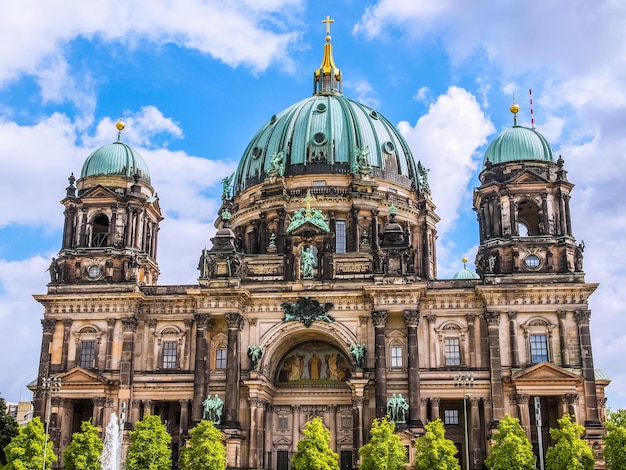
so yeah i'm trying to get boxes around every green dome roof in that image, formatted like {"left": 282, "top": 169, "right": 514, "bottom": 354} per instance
{"left": 452, "top": 267, "right": 480, "bottom": 280}
{"left": 81, "top": 141, "right": 151, "bottom": 184}
{"left": 483, "top": 125, "right": 554, "bottom": 168}
{"left": 232, "top": 94, "right": 419, "bottom": 195}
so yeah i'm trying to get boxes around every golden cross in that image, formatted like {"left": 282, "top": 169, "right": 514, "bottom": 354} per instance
{"left": 322, "top": 15, "right": 334, "bottom": 36}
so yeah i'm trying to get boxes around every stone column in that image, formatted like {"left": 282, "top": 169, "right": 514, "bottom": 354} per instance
{"left": 192, "top": 314, "right": 213, "bottom": 422}
{"left": 484, "top": 310, "right": 504, "bottom": 426}
{"left": 557, "top": 311, "right": 569, "bottom": 366}
{"left": 467, "top": 314, "right": 477, "bottom": 368}
{"left": 259, "top": 213, "right": 267, "bottom": 254}
{"left": 541, "top": 192, "right": 549, "bottom": 234}
{"left": 513, "top": 393, "right": 531, "bottom": 437}
{"left": 508, "top": 311, "right": 519, "bottom": 368}
{"left": 564, "top": 393, "right": 579, "bottom": 422}
{"left": 372, "top": 310, "right": 388, "bottom": 418}
{"left": 60, "top": 318, "right": 72, "bottom": 371}
{"left": 143, "top": 399, "right": 154, "bottom": 415}
{"left": 482, "top": 397, "right": 493, "bottom": 444}
{"left": 93, "top": 397, "right": 106, "bottom": 428}
{"left": 427, "top": 314, "right": 437, "bottom": 368}
{"left": 574, "top": 310, "right": 601, "bottom": 429}
{"left": 105, "top": 318, "right": 115, "bottom": 370}
{"left": 277, "top": 209, "right": 286, "bottom": 254}
{"left": 292, "top": 405, "right": 301, "bottom": 449}
{"left": 179, "top": 399, "right": 190, "bottom": 445}
{"left": 79, "top": 208, "right": 88, "bottom": 247}
{"left": 352, "top": 396, "right": 368, "bottom": 467}
{"left": 147, "top": 319, "right": 157, "bottom": 369}
{"left": 224, "top": 313, "right": 243, "bottom": 428}
{"left": 430, "top": 397, "right": 440, "bottom": 420}
{"left": 404, "top": 309, "right": 422, "bottom": 426}
{"left": 248, "top": 398, "right": 263, "bottom": 467}
{"left": 420, "top": 398, "right": 428, "bottom": 424}
{"left": 564, "top": 195, "right": 572, "bottom": 235}
{"left": 131, "top": 400, "right": 141, "bottom": 426}
{"left": 371, "top": 209, "right": 379, "bottom": 249}
{"left": 62, "top": 206, "right": 76, "bottom": 249}
{"left": 327, "top": 405, "right": 337, "bottom": 450}
{"left": 120, "top": 316, "right": 137, "bottom": 388}
{"left": 470, "top": 396, "right": 482, "bottom": 469}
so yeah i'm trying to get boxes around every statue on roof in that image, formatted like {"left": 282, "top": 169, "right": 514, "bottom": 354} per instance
{"left": 352, "top": 146, "right": 372, "bottom": 175}
{"left": 268, "top": 151, "right": 285, "bottom": 177}
{"left": 221, "top": 174, "right": 233, "bottom": 200}
{"left": 417, "top": 161, "right": 430, "bottom": 194}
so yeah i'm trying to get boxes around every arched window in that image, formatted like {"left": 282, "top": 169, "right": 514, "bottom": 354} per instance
{"left": 155, "top": 326, "right": 184, "bottom": 370}
{"left": 521, "top": 318, "right": 555, "bottom": 365}
{"left": 517, "top": 199, "right": 541, "bottom": 236}
{"left": 74, "top": 325, "right": 103, "bottom": 369}
{"left": 91, "top": 214, "right": 109, "bottom": 247}
{"left": 435, "top": 322, "right": 467, "bottom": 368}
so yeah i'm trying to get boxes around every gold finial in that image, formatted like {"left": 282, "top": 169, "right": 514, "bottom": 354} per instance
{"left": 462, "top": 256, "right": 468, "bottom": 268}
{"left": 509, "top": 100, "right": 520, "bottom": 126}
{"left": 116, "top": 116, "right": 125, "bottom": 141}
{"left": 322, "top": 15, "right": 334, "bottom": 41}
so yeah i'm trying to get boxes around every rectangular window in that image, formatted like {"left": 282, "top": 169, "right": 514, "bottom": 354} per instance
{"left": 79, "top": 340, "right": 96, "bottom": 368}
{"left": 391, "top": 346, "right": 403, "bottom": 367}
{"left": 444, "top": 409, "right": 459, "bottom": 425}
{"left": 530, "top": 334, "right": 549, "bottom": 363}
{"left": 216, "top": 349, "right": 227, "bottom": 369}
{"left": 162, "top": 341, "right": 177, "bottom": 369}
{"left": 444, "top": 338, "right": 461, "bottom": 366}
{"left": 312, "top": 180, "right": 326, "bottom": 187}
{"left": 335, "top": 221, "right": 346, "bottom": 253}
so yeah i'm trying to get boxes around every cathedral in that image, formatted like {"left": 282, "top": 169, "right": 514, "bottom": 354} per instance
{"left": 32, "top": 18, "right": 609, "bottom": 470}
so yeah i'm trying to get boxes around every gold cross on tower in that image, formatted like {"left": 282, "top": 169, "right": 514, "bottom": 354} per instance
{"left": 322, "top": 15, "right": 334, "bottom": 39}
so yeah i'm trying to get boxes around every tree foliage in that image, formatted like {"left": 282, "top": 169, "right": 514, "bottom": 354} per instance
{"left": 485, "top": 414, "right": 535, "bottom": 470}
{"left": 180, "top": 420, "right": 226, "bottom": 470}
{"left": 413, "top": 419, "right": 460, "bottom": 470}
{"left": 603, "top": 408, "right": 626, "bottom": 470}
{"left": 359, "top": 416, "right": 406, "bottom": 470}
{"left": 291, "top": 416, "right": 339, "bottom": 470}
{"left": 125, "top": 414, "right": 172, "bottom": 470}
{"left": 4, "top": 416, "right": 57, "bottom": 470}
{"left": 0, "top": 396, "right": 19, "bottom": 465}
{"left": 62, "top": 420, "right": 103, "bottom": 470}
{"left": 545, "top": 414, "right": 594, "bottom": 470}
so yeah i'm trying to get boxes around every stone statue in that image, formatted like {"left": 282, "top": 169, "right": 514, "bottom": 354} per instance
{"left": 386, "top": 393, "right": 409, "bottom": 423}
{"left": 47, "top": 257, "right": 62, "bottom": 283}
{"left": 300, "top": 246, "right": 316, "bottom": 279}
{"left": 575, "top": 240, "right": 585, "bottom": 272}
{"left": 352, "top": 146, "right": 372, "bottom": 175}
{"left": 417, "top": 161, "right": 431, "bottom": 194}
{"left": 202, "top": 394, "right": 224, "bottom": 423}
{"left": 247, "top": 345, "right": 263, "bottom": 371}
{"left": 269, "top": 151, "right": 285, "bottom": 177}
{"left": 350, "top": 343, "right": 367, "bottom": 369}
{"left": 221, "top": 174, "right": 233, "bottom": 200}
{"left": 197, "top": 248, "right": 209, "bottom": 278}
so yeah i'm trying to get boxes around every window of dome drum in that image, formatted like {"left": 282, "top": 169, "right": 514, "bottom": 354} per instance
{"left": 313, "top": 132, "right": 326, "bottom": 145}
{"left": 383, "top": 141, "right": 395, "bottom": 153}
{"left": 525, "top": 254, "right": 541, "bottom": 268}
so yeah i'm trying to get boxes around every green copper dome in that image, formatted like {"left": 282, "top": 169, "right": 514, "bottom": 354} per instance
{"left": 233, "top": 94, "right": 419, "bottom": 195}
{"left": 81, "top": 141, "right": 151, "bottom": 184}
{"left": 483, "top": 124, "right": 554, "bottom": 168}
{"left": 452, "top": 266, "right": 480, "bottom": 280}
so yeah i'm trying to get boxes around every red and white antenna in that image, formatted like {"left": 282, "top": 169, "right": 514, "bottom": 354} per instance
{"left": 529, "top": 88, "right": 535, "bottom": 129}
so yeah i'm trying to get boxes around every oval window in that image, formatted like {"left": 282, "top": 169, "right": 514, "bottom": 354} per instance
{"left": 525, "top": 254, "right": 541, "bottom": 269}
{"left": 312, "top": 132, "right": 327, "bottom": 145}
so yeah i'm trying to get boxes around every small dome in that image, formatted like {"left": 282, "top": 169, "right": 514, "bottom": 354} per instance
{"left": 452, "top": 257, "right": 479, "bottom": 280}
{"left": 81, "top": 141, "right": 151, "bottom": 184}
{"left": 483, "top": 125, "right": 554, "bottom": 168}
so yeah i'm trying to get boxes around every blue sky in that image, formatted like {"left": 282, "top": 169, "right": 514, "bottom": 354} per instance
{"left": 1, "top": 1, "right": 625, "bottom": 410}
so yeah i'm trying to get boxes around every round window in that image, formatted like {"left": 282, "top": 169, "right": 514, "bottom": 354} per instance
{"left": 382, "top": 141, "right": 395, "bottom": 153}
{"left": 525, "top": 254, "right": 541, "bottom": 269}
{"left": 312, "top": 132, "right": 327, "bottom": 145}
{"left": 87, "top": 264, "right": 102, "bottom": 279}
{"left": 316, "top": 103, "right": 327, "bottom": 112}
{"left": 370, "top": 110, "right": 379, "bottom": 119}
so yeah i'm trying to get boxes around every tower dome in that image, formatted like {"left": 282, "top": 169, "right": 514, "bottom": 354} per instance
{"left": 80, "top": 119, "right": 151, "bottom": 184}
{"left": 482, "top": 102, "right": 554, "bottom": 168}
{"left": 452, "top": 257, "right": 479, "bottom": 280}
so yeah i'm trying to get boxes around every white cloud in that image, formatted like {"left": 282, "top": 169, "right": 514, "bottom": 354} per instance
{"left": 398, "top": 86, "right": 494, "bottom": 238}
{"left": 350, "top": 78, "right": 380, "bottom": 109}
{"left": 0, "top": 1, "right": 303, "bottom": 91}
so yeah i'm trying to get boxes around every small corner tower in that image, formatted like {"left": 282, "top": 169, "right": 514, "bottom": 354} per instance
{"left": 474, "top": 102, "right": 582, "bottom": 278}
{"left": 51, "top": 119, "right": 163, "bottom": 286}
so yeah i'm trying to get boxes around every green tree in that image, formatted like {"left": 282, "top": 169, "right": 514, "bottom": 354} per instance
{"left": 125, "top": 414, "right": 172, "bottom": 470}
{"left": 0, "top": 396, "right": 19, "bottom": 465}
{"left": 545, "top": 414, "right": 594, "bottom": 470}
{"left": 413, "top": 419, "right": 460, "bottom": 470}
{"left": 359, "top": 416, "right": 406, "bottom": 470}
{"left": 62, "top": 420, "right": 103, "bottom": 470}
{"left": 4, "top": 416, "right": 57, "bottom": 470}
{"left": 485, "top": 414, "right": 535, "bottom": 470}
{"left": 180, "top": 420, "right": 226, "bottom": 470}
{"left": 603, "top": 408, "right": 626, "bottom": 469}
{"left": 291, "top": 416, "right": 339, "bottom": 470}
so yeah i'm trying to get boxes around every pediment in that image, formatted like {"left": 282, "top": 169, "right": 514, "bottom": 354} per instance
{"left": 57, "top": 367, "right": 117, "bottom": 387}
{"left": 506, "top": 169, "right": 549, "bottom": 185}
{"left": 512, "top": 362, "right": 582, "bottom": 384}
{"left": 272, "top": 436, "right": 292, "bottom": 445}
{"left": 80, "top": 184, "right": 119, "bottom": 199}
